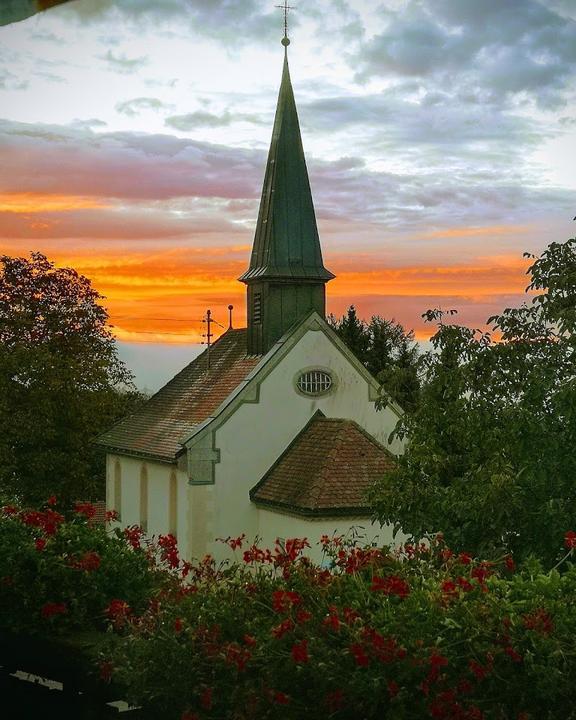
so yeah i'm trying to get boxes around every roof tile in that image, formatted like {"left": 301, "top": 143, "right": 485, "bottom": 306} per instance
{"left": 97, "top": 329, "right": 260, "bottom": 461}
{"left": 250, "top": 415, "right": 396, "bottom": 516}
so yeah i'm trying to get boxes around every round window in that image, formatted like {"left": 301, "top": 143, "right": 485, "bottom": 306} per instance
{"left": 296, "top": 369, "right": 333, "bottom": 396}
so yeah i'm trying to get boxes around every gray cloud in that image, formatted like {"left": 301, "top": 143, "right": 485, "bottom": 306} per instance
{"left": 116, "top": 97, "right": 170, "bottom": 116}
{"left": 0, "top": 69, "right": 27, "bottom": 91}
{"left": 352, "top": 0, "right": 576, "bottom": 110}
{"left": 0, "top": 119, "right": 264, "bottom": 201}
{"left": 100, "top": 49, "right": 148, "bottom": 74}
{"left": 165, "top": 109, "right": 264, "bottom": 131}
{"left": 300, "top": 90, "right": 544, "bottom": 156}
{"left": 0, "top": 118, "right": 571, "bottom": 235}
{"left": 58, "top": 0, "right": 279, "bottom": 47}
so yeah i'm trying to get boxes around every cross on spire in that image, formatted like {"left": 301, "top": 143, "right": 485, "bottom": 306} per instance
{"left": 275, "top": 1, "right": 294, "bottom": 45}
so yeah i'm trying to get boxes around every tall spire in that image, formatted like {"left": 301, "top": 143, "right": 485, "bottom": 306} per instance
{"left": 240, "top": 30, "right": 335, "bottom": 355}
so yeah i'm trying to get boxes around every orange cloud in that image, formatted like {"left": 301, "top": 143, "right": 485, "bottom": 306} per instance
{"left": 0, "top": 193, "right": 109, "bottom": 213}
{"left": 0, "top": 242, "right": 533, "bottom": 344}
{"left": 418, "top": 225, "right": 530, "bottom": 239}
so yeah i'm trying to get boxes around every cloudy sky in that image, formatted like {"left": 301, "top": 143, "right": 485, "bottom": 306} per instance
{"left": 1, "top": 0, "right": 575, "bottom": 389}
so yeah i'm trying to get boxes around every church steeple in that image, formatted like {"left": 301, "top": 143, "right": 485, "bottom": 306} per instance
{"left": 239, "top": 36, "right": 334, "bottom": 355}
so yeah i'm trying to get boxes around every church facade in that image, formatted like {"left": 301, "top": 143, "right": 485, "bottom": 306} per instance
{"left": 97, "top": 40, "right": 404, "bottom": 563}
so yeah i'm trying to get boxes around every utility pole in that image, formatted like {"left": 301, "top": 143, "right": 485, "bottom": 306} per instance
{"left": 201, "top": 309, "right": 213, "bottom": 370}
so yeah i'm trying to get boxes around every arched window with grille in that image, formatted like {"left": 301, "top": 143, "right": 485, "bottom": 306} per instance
{"left": 169, "top": 470, "right": 178, "bottom": 538}
{"left": 296, "top": 369, "right": 333, "bottom": 396}
{"left": 113, "top": 460, "right": 122, "bottom": 521}
{"left": 140, "top": 464, "right": 148, "bottom": 533}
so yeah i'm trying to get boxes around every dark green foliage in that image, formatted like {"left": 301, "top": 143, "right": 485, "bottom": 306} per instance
{"left": 0, "top": 501, "right": 164, "bottom": 636}
{"left": 0, "top": 252, "right": 144, "bottom": 504}
{"left": 371, "top": 238, "right": 576, "bottom": 566}
{"left": 108, "top": 535, "right": 576, "bottom": 720}
{"left": 329, "top": 305, "right": 421, "bottom": 412}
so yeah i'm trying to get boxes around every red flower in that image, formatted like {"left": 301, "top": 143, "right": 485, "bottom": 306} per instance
{"left": 323, "top": 607, "right": 341, "bottom": 632}
{"left": 41, "top": 602, "right": 67, "bottom": 619}
{"left": 124, "top": 525, "right": 143, "bottom": 550}
{"left": 429, "top": 651, "right": 448, "bottom": 670}
{"left": 371, "top": 575, "right": 410, "bottom": 599}
{"left": 564, "top": 531, "right": 576, "bottom": 549}
{"left": 440, "top": 548, "right": 454, "bottom": 562}
{"left": 291, "top": 639, "right": 309, "bottom": 664}
{"left": 523, "top": 609, "right": 553, "bottom": 636}
{"left": 296, "top": 609, "right": 312, "bottom": 624}
{"left": 158, "top": 533, "right": 180, "bottom": 569}
{"left": 441, "top": 579, "right": 457, "bottom": 597}
{"left": 200, "top": 687, "right": 213, "bottom": 710}
{"left": 343, "top": 606, "right": 361, "bottom": 624}
{"left": 457, "top": 576, "right": 474, "bottom": 592}
{"left": 224, "top": 533, "right": 246, "bottom": 550}
{"left": 458, "top": 552, "right": 472, "bottom": 565}
{"left": 2, "top": 505, "right": 18, "bottom": 515}
{"left": 387, "top": 680, "right": 400, "bottom": 698}
{"left": 273, "top": 691, "right": 290, "bottom": 705}
{"left": 505, "top": 555, "right": 515, "bottom": 571}
{"left": 325, "top": 689, "right": 344, "bottom": 711}
{"left": 70, "top": 551, "right": 101, "bottom": 572}
{"left": 349, "top": 643, "right": 370, "bottom": 667}
{"left": 22, "top": 509, "right": 64, "bottom": 535}
{"left": 105, "top": 509, "right": 119, "bottom": 523}
{"left": 99, "top": 661, "right": 113, "bottom": 682}
{"left": 471, "top": 562, "right": 492, "bottom": 585}
{"left": 504, "top": 646, "right": 522, "bottom": 663}
{"left": 35, "top": 538, "right": 46, "bottom": 552}
{"left": 106, "top": 599, "right": 131, "bottom": 625}
{"left": 224, "top": 642, "right": 251, "bottom": 671}
{"left": 74, "top": 502, "right": 96, "bottom": 520}
{"left": 468, "top": 659, "right": 489, "bottom": 680}
{"left": 174, "top": 617, "right": 183, "bottom": 634}
{"left": 271, "top": 618, "right": 294, "bottom": 639}
{"left": 243, "top": 633, "right": 257, "bottom": 646}
{"left": 47, "top": 495, "right": 57, "bottom": 506}
{"left": 272, "top": 589, "right": 302, "bottom": 613}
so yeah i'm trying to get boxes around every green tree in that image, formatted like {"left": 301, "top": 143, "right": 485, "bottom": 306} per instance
{"left": 0, "top": 252, "right": 143, "bottom": 505}
{"left": 329, "top": 306, "right": 421, "bottom": 412}
{"left": 371, "top": 238, "right": 576, "bottom": 565}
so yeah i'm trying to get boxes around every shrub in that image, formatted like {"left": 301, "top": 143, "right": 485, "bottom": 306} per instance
{"left": 105, "top": 533, "right": 576, "bottom": 720}
{"left": 0, "top": 499, "right": 177, "bottom": 636}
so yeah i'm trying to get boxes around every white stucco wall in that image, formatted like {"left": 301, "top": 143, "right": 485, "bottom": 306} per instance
{"left": 106, "top": 454, "right": 190, "bottom": 553}
{"left": 256, "top": 509, "right": 397, "bottom": 565}
{"left": 191, "top": 326, "right": 402, "bottom": 561}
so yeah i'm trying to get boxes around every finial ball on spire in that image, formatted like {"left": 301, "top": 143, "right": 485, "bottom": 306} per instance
{"left": 281, "top": 36, "right": 290, "bottom": 46}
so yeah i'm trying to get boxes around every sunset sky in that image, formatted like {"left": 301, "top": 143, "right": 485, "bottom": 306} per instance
{"left": 1, "top": 0, "right": 575, "bottom": 389}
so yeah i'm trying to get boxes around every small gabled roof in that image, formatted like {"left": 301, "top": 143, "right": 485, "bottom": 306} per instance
{"left": 250, "top": 412, "right": 397, "bottom": 517}
{"left": 238, "top": 51, "right": 334, "bottom": 284}
{"left": 96, "top": 329, "right": 261, "bottom": 462}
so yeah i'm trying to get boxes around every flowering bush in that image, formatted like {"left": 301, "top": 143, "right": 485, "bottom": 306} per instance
{"left": 0, "top": 500, "right": 179, "bottom": 636}
{"left": 105, "top": 533, "right": 576, "bottom": 720}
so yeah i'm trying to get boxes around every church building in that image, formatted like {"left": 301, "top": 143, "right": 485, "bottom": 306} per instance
{"left": 97, "top": 34, "right": 404, "bottom": 563}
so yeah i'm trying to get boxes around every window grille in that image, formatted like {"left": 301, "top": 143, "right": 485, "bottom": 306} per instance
{"left": 297, "top": 370, "right": 333, "bottom": 396}
{"left": 253, "top": 293, "right": 262, "bottom": 324}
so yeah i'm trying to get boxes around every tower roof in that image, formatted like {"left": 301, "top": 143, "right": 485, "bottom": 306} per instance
{"left": 239, "top": 49, "right": 334, "bottom": 283}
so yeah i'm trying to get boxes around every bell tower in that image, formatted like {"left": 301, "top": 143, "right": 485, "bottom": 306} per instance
{"left": 239, "top": 24, "right": 334, "bottom": 355}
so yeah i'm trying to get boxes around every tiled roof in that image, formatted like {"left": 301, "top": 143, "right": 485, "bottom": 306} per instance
{"left": 97, "top": 329, "right": 261, "bottom": 462}
{"left": 250, "top": 413, "right": 397, "bottom": 516}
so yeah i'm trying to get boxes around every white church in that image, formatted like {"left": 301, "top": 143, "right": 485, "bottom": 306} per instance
{"left": 97, "top": 36, "right": 404, "bottom": 563}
